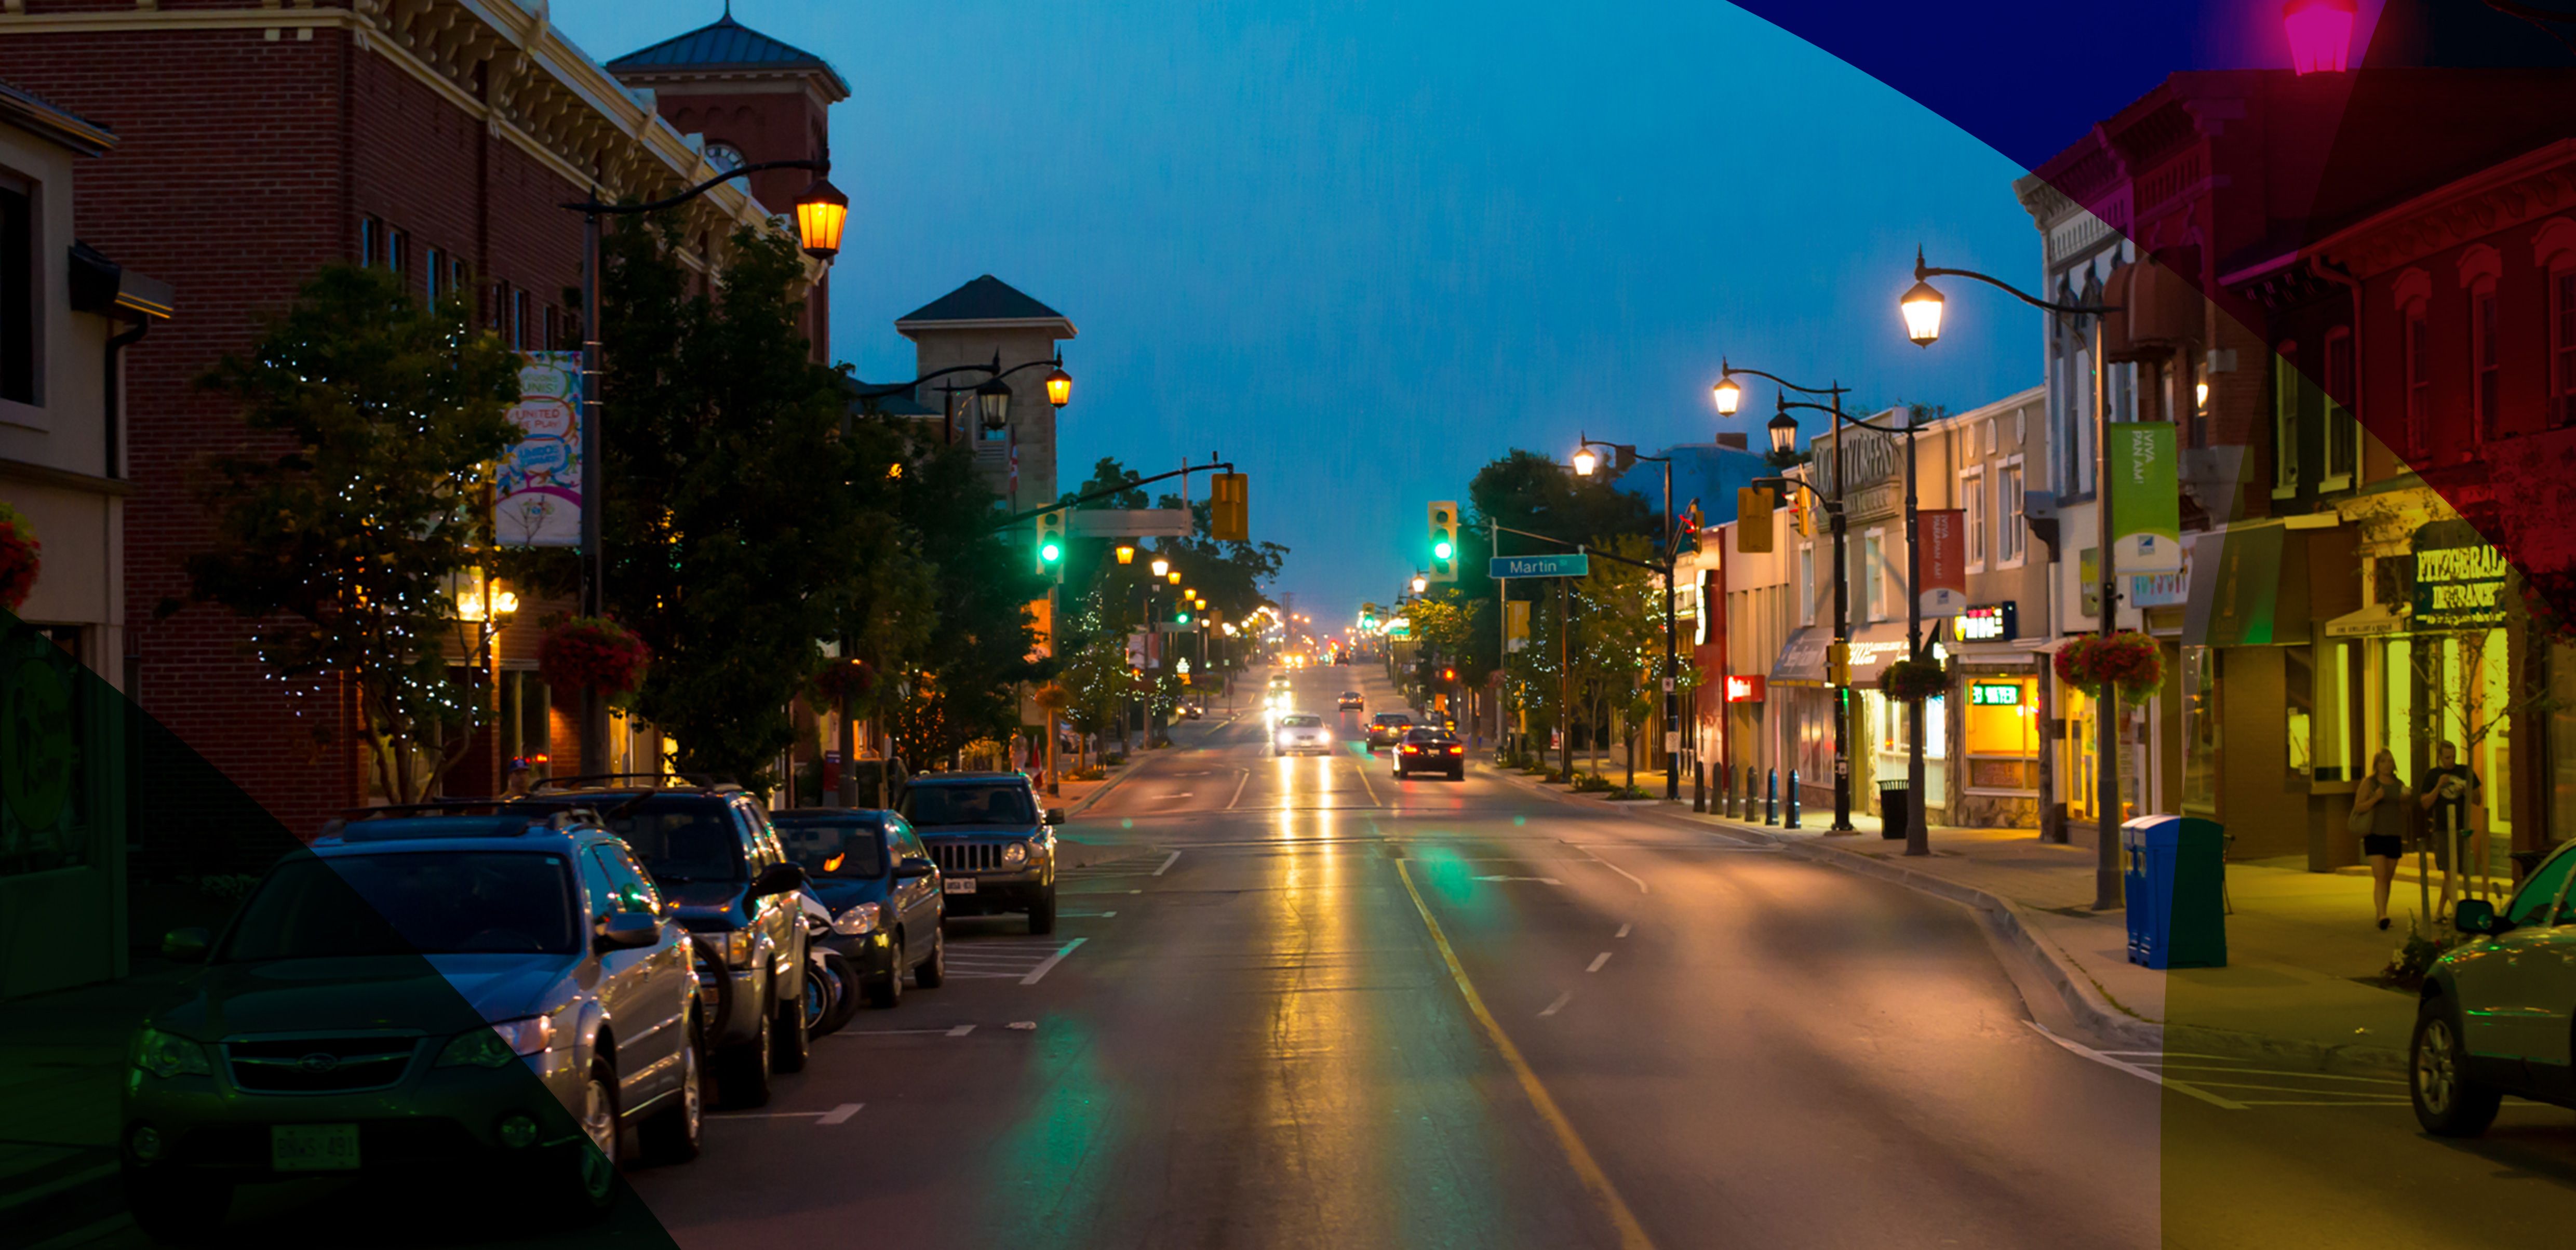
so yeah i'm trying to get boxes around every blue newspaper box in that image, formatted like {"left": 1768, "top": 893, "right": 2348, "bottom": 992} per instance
{"left": 2122, "top": 815, "right": 2228, "bottom": 970}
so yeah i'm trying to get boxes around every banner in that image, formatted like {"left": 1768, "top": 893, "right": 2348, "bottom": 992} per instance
{"left": 1917, "top": 508, "right": 1968, "bottom": 614}
{"left": 2111, "top": 422, "right": 2182, "bottom": 573}
{"left": 495, "top": 352, "right": 583, "bottom": 547}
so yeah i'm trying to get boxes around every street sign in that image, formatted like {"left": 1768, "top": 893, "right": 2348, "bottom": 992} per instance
{"left": 1154, "top": 622, "right": 1200, "bottom": 633}
{"left": 1490, "top": 553, "right": 1590, "bottom": 579}
{"left": 1067, "top": 508, "right": 1195, "bottom": 537}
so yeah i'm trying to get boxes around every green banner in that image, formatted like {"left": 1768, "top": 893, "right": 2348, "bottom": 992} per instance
{"left": 2111, "top": 422, "right": 2182, "bottom": 573}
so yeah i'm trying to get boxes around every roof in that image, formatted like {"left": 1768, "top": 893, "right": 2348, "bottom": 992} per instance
{"left": 0, "top": 76, "right": 114, "bottom": 156}
{"left": 895, "top": 275, "right": 1077, "bottom": 338}
{"left": 607, "top": 12, "right": 851, "bottom": 101}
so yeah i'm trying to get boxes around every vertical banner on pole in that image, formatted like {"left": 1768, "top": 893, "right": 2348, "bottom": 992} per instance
{"left": 1917, "top": 508, "right": 1968, "bottom": 615}
{"left": 497, "top": 351, "right": 583, "bottom": 547}
{"left": 2112, "top": 422, "right": 2182, "bottom": 572}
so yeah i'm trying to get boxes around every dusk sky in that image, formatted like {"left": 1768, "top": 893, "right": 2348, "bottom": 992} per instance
{"left": 552, "top": 1, "right": 2107, "bottom": 625}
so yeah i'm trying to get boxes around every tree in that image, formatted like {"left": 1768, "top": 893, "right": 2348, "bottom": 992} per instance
{"left": 886, "top": 440, "right": 1048, "bottom": 766}
{"left": 183, "top": 265, "right": 521, "bottom": 801}
{"left": 1569, "top": 535, "right": 1663, "bottom": 783}
{"left": 598, "top": 214, "right": 867, "bottom": 786}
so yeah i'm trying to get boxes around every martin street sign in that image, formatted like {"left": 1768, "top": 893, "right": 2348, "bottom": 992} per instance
{"left": 1491, "top": 553, "right": 1591, "bottom": 579}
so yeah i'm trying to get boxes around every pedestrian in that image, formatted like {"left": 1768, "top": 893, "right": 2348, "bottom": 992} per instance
{"left": 2352, "top": 747, "right": 2410, "bottom": 931}
{"left": 502, "top": 757, "right": 533, "bottom": 800}
{"left": 2418, "top": 740, "right": 2483, "bottom": 913}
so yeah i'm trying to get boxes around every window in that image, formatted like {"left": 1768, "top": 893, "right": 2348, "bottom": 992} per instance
{"left": 2404, "top": 301, "right": 2431, "bottom": 457}
{"left": 387, "top": 227, "right": 408, "bottom": 276}
{"left": 359, "top": 214, "right": 381, "bottom": 267}
{"left": 2555, "top": 265, "right": 2576, "bottom": 429}
{"left": 543, "top": 305, "right": 560, "bottom": 352}
{"left": 2471, "top": 277, "right": 2499, "bottom": 445}
{"left": 425, "top": 247, "right": 444, "bottom": 301}
{"left": 449, "top": 258, "right": 468, "bottom": 305}
{"left": 0, "top": 176, "right": 32, "bottom": 406}
{"left": 2325, "top": 329, "right": 2357, "bottom": 487}
{"left": 512, "top": 287, "right": 531, "bottom": 351}
{"left": 2272, "top": 344, "right": 2300, "bottom": 496}
{"left": 1960, "top": 468, "right": 1986, "bottom": 571}
{"left": 1862, "top": 530, "right": 1886, "bottom": 622}
{"left": 2073, "top": 344, "right": 2096, "bottom": 493}
{"left": 2190, "top": 354, "right": 2211, "bottom": 449}
{"left": 491, "top": 280, "right": 511, "bottom": 336}
{"left": 1996, "top": 459, "right": 2027, "bottom": 567}
{"left": 1983, "top": 419, "right": 1996, "bottom": 454}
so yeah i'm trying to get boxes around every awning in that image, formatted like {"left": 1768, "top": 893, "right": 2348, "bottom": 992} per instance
{"left": 2182, "top": 521, "right": 2309, "bottom": 647}
{"left": 2323, "top": 602, "right": 2409, "bottom": 638}
{"left": 1768, "top": 622, "right": 1918, "bottom": 688}
{"left": 1770, "top": 627, "right": 1830, "bottom": 687}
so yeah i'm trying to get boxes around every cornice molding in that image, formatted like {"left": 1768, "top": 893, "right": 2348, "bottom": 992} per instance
{"left": 2313, "top": 140, "right": 2576, "bottom": 278}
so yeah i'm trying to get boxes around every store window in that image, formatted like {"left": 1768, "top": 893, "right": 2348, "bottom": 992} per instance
{"left": 2404, "top": 301, "right": 2431, "bottom": 458}
{"left": 1961, "top": 468, "right": 1986, "bottom": 571}
{"left": 2325, "top": 330, "right": 2357, "bottom": 488}
{"left": 2272, "top": 344, "right": 2301, "bottom": 497}
{"left": 0, "top": 173, "right": 30, "bottom": 406}
{"left": 2181, "top": 647, "right": 2221, "bottom": 819}
{"left": 1964, "top": 677, "right": 2037, "bottom": 757}
{"left": 1862, "top": 531, "right": 1886, "bottom": 622}
{"left": 2286, "top": 646, "right": 2314, "bottom": 781}
{"left": 2471, "top": 278, "right": 2500, "bottom": 445}
{"left": 1997, "top": 460, "right": 2026, "bottom": 567}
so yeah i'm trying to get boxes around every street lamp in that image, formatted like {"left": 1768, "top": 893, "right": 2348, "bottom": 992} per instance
{"left": 1151, "top": 557, "right": 1170, "bottom": 578}
{"left": 1571, "top": 446, "right": 1600, "bottom": 477}
{"left": 2282, "top": 0, "right": 2357, "bottom": 75}
{"left": 1907, "top": 247, "right": 2123, "bottom": 908}
{"left": 792, "top": 176, "right": 851, "bottom": 260}
{"left": 1412, "top": 576, "right": 1428, "bottom": 594}
{"left": 975, "top": 375, "right": 1014, "bottom": 433}
{"left": 1767, "top": 411, "right": 1800, "bottom": 456}
{"left": 1900, "top": 278, "right": 1947, "bottom": 346}
{"left": 1116, "top": 544, "right": 1136, "bottom": 565}
{"left": 1712, "top": 373, "right": 1744, "bottom": 418}
{"left": 1575, "top": 433, "right": 1685, "bottom": 802}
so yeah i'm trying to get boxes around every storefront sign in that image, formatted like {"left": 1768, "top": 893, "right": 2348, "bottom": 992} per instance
{"left": 2409, "top": 521, "right": 2509, "bottom": 631}
{"left": 1918, "top": 508, "right": 1968, "bottom": 614}
{"left": 495, "top": 352, "right": 583, "bottom": 547}
{"left": 2130, "top": 534, "right": 2192, "bottom": 608}
{"left": 1725, "top": 675, "right": 1766, "bottom": 703}
{"left": 1969, "top": 681, "right": 2022, "bottom": 706}
{"left": 1955, "top": 602, "right": 2019, "bottom": 643}
{"left": 2111, "top": 422, "right": 2183, "bottom": 572}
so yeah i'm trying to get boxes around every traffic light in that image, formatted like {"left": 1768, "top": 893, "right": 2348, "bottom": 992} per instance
{"left": 1034, "top": 511, "right": 1065, "bottom": 578}
{"left": 1427, "top": 500, "right": 1459, "bottom": 582}
{"left": 1827, "top": 640, "right": 1851, "bottom": 687}
{"left": 1737, "top": 487, "right": 1775, "bottom": 553}
{"left": 1212, "top": 473, "right": 1250, "bottom": 543}
{"left": 1442, "top": 667, "right": 1456, "bottom": 683}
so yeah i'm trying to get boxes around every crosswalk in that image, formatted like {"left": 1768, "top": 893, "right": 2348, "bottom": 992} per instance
{"left": 943, "top": 937, "right": 1088, "bottom": 984}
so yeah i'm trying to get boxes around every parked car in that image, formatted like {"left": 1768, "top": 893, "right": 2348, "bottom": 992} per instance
{"left": 1365, "top": 711, "right": 1415, "bottom": 750}
{"left": 509, "top": 776, "right": 809, "bottom": 1108}
{"left": 2410, "top": 839, "right": 2576, "bottom": 1136}
{"left": 899, "top": 772, "right": 1062, "bottom": 934}
{"left": 122, "top": 805, "right": 717, "bottom": 1238}
{"left": 1392, "top": 727, "right": 1467, "bottom": 780}
{"left": 771, "top": 809, "right": 948, "bottom": 1012}
{"left": 1337, "top": 691, "right": 1365, "bottom": 710}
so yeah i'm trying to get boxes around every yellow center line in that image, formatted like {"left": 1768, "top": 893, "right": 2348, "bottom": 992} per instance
{"left": 1392, "top": 859, "right": 1655, "bottom": 1250}
{"left": 1352, "top": 747, "right": 1381, "bottom": 807}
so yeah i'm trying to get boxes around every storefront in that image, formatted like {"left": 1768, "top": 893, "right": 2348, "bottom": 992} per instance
{"left": 1950, "top": 602, "right": 2044, "bottom": 827}
{"left": 1770, "top": 623, "right": 1943, "bottom": 818}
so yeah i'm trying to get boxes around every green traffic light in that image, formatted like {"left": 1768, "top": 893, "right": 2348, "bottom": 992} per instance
{"left": 1433, "top": 539, "right": 1454, "bottom": 560}
{"left": 1177, "top": 612, "right": 1191, "bottom": 624}
{"left": 1041, "top": 541, "right": 1063, "bottom": 563}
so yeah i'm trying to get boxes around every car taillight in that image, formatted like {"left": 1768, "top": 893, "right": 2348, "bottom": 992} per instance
{"left": 1448, "top": 746, "right": 1464, "bottom": 754}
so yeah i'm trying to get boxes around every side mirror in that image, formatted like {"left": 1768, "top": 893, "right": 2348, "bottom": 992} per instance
{"left": 748, "top": 863, "right": 808, "bottom": 899}
{"left": 1045, "top": 808, "right": 1065, "bottom": 826}
{"left": 894, "top": 858, "right": 935, "bottom": 880}
{"left": 596, "top": 911, "right": 661, "bottom": 952}
{"left": 2454, "top": 898, "right": 2501, "bottom": 936}
{"left": 162, "top": 928, "right": 211, "bottom": 963}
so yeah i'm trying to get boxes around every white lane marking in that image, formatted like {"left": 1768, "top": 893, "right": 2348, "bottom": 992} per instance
{"left": 817, "top": 1103, "right": 864, "bottom": 1125}
{"left": 1615, "top": 923, "right": 1631, "bottom": 939}
{"left": 1007, "top": 1020, "right": 1038, "bottom": 1030}
{"left": 1020, "top": 937, "right": 1090, "bottom": 985}
{"left": 1057, "top": 910, "right": 1119, "bottom": 918}
{"left": 1588, "top": 856, "right": 1649, "bottom": 895}
{"left": 946, "top": 1025, "right": 976, "bottom": 1038}
{"left": 712, "top": 1102, "right": 863, "bottom": 1124}
{"left": 833, "top": 1027, "right": 956, "bottom": 1037}
{"left": 1155, "top": 851, "right": 1182, "bottom": 877}
{"left": 1226, "top": 771, "right": 1250, "bottom": 810}
{"left": 1538, "top": 991, "right": 1573, "bottom": 1018}
{"left": 1353, "top": 757, "right": 1381, "bottom": 806}
{"left": 2024, "top": 1021, "right": 2246, "bottom": 1110}
{"left": 2143, "top": 1064, "right": 2406, "bottom": 1085}
{"left": 2236, "top": 1100, "right": 2415, "bottom": 1107}
{"left": 1473, "top": 875, "right": 1563, "bottom": 884}
{"left": 1586, "top": 952, "right": 1612, "bottom": 973}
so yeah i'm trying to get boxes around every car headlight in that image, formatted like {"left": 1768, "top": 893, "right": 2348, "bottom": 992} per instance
{"left": 132, "top": 1027, "right": 212, "bottom": 1079}
{"left": 723, "top": 928, "right": 759, "bottom": 969}
{"left": 833, "top": 902, "right": 882, "bottom": 936}
{"left": 1003, "top": 842, "right": 1030, "bottom": 868}
{"left": 438, "top": 1015, "right": 554, "bottom": 1068}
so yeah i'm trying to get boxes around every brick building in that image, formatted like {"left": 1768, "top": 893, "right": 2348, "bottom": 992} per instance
{"left": 0, "top": 1, "right": 832, "bottom": 839}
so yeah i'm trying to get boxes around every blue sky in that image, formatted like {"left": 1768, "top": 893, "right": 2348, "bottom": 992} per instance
{"left": 554, "top": 1, "right": 2059, "bottom": 624}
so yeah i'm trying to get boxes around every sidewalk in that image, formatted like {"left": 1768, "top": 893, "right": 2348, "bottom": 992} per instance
{"left": 0, "top": 963, "right": 194, "bottom": 1244}
{"left": 1486, "top": 764, "right": 2426, "bottom": 1074}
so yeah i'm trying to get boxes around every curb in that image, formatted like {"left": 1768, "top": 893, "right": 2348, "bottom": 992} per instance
{"left": 1475, "top": 762, "right": 2410, "bottom": 1076}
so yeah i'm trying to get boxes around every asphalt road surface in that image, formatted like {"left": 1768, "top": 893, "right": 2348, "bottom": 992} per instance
{"left": 84, "top": 666, "right": 2576, "bottom": 1249}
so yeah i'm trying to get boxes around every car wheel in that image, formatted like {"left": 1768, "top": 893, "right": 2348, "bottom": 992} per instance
{"left": 1029, "top": 890, "right": 1058, "bottom": 935}
{"left": 1450, "top": 767, "right": 1465, "bottom": 781}
{"left": 867, "top": 936, "right": 905, "bottom": 1009}
{"left": 555, "top": 1058, "right": 620, "bottom": 1220}
{"left": 639, "top": 1019, "right": 704, "bottom": 1165}
{"left": 123, "top": 1166, "right": 231, "bottom": 1244}
{"left": 800, "top": 955, "right": 837, "bottom": 1037}
{"left": 2411, "top": 1003, "right": 2502, "bottom": 1137}
{"left": 716, "top": 982, "right": 773, "bottom": 1108}
{"left": 772, "top": 978, "right": 810, "bottom": 1074}
{"left": 813, "top": 949, "right": 860, "bottom": 1035}
{"left": 915, "top": 928, "right": 948, "bottom": 989}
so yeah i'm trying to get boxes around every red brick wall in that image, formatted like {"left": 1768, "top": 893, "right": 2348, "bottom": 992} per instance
{"left": 654, "top": 87, "right": 831, "bottom": 360}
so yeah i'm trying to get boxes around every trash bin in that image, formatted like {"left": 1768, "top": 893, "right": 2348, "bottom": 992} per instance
{"left": 2122, "top": 815, "right": 2228, "bottom": 969}
{"left": 1877, "top": 780, "right": 1911, "bottom": 841}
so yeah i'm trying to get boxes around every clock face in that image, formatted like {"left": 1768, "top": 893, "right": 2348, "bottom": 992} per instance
{"left": 704, "top": 142, "right": 745, "bottom": 173}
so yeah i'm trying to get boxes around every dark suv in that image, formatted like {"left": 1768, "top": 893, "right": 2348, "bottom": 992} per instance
{"left": 124, "top": 807, "right": 705, "bottom": 1236}
{"left": 511, "top": 777, "right": 808, "bottom": 1107}
{"left": 772, "top": 809, "right": 949, "bottom": 1009}
{"left": 1366, "top": 711, "right": 1414, "bottom": 750}
{"left": 898, "top": 773, "right": 1062, "bottom": 934}
{"left": 1393, "top": 727, "right": 1467, "bottom": 781}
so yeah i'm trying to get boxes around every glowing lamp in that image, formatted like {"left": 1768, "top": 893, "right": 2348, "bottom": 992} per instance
{"left": 1572, "top": 447, "right": 1599, "bottom": 477}
{"left": 1150, "top": 558, "right": 1170, "bottom": 577}
{"left": 1900, "top": 278, "right": 1946, "bottom": 346}
{"left": 2283, "top": 0, "right": 2356, "bottom": 75}
{"left": 1116, "top": 544, "right": 1136, "bottom": 565}
{"left": 1712, "top": 374, "right": 1742, "bottom": 416}
{"left": 794, "top": 177, "right": 850, "bottom": 260}
{"left": 1044, "top": 365, "right": 1072, "bottom": 408}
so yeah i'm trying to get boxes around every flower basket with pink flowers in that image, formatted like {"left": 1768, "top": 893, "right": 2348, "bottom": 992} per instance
{"left": 540, "top": 617, "right": 649, "bottom": 707}
{"left": 1878, "top": 656, "right": 1950, "bottom": 703}
{"left": 0, "top": 502, "right": 41, "bottom": 612}
{"left": 2054, "top": 630, "right": 2164, "bottom": 700}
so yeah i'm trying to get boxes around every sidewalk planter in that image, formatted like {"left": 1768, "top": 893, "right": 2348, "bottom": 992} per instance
{"left": 2123, "top": 815, "right": 2228, "bottom": 969}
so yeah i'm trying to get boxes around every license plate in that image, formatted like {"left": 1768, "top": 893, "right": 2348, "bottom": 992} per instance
{"left": 272, "top": 1123, "right": 360, "bottom": 1172}
{"left": 944, "top": 878, "right": 977, "bottom": 895}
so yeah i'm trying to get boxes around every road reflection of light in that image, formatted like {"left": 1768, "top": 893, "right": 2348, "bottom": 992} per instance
{"left": 1252, "top": 783, "right": 1377, "bottom": 1242}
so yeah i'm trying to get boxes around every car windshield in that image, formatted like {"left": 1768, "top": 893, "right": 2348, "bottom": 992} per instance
{"left": 597, "top": 798, "right": 746, "bottom": 883}
{"left": 900, "top": 784, "right": 1037, "bottom": 828}
{"left": 223, "top": 852, "right": 578, "bottom": 960}
{"left": 774, "top": 817, "right": 889, "bottom": 879}
{"left": 1375, "top": 715, "right": 1411, "bottom": 725}
{"left": 1280, "top": 715, "right": 1324, "bottom": 728}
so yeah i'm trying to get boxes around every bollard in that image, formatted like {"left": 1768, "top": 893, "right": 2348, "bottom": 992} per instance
{"left": 1730, "top": 765, "right": 1744, "bottom": 818}
{"left": 1721, "top": 765, "right": 1734, "bottom": 818}
{"left": 1765, "top": 768, "right": 1779, "bottom": 826}
{"left": 1785, "top": 769, "right": 1802, "bottom": 829}
{"left": 1693, "top": 761, "right": 1707, "bottom": 813}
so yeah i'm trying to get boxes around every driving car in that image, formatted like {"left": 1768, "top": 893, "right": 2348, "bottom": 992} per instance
{"left": 1273, "top": 713, "right": 1333, "bottom": 756}
{"left": 899, "top": 772, "right": 1062, "bottom": 934}
{"left": 1337, "top": 691, "right": 1365, "bottom": 710}
{"left": 509, "top": 776, "right": 810, "bottom": 1108}
{"left": 771, "top": 809, "right": 948, "bottom": 1010}
{"left": 121, "top": 805, "right": 720, "bottom": 1238}
{"left": 1182, "top": 701, "right": 1204, "bottom": 720}
{"left": 1392, "top": 727, "right": 1467, "bottom": 780}
{"left": 2409, "top": 839, "right": 2576, "bottom": 1137}
{"left": 1365, "top": 711, "right": 1415, "bottom": 750}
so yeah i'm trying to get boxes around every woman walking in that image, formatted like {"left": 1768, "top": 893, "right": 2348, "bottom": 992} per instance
{"left": 2353, "top": 747, "right": 2410, "bottom": 931}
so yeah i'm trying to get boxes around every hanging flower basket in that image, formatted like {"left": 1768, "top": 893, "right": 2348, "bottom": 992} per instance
{"left": 0, "top": 502, "right": 40, "bottom": 612}
{"left": 2054, "top": 631, "right": 2164, "bottom": 700}
{"left": 1878, "top": 656, "right": 1950, "bottom": 703}
{"left": 540, "top": 617, "right": 649, "bottom": 706}
{"left": 811, "top": 658, "right": 877, "bottom": 705}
